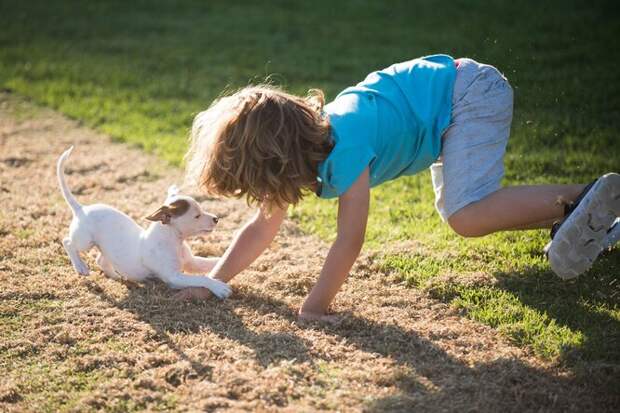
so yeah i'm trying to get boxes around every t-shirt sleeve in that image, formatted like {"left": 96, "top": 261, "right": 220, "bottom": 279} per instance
{"left": 317, "top": 145, "right": 376, "bottom": 198}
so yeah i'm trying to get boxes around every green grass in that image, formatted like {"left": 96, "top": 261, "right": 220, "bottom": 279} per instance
{"left": 1, "top": 0, "right": 619, "bottom": 366}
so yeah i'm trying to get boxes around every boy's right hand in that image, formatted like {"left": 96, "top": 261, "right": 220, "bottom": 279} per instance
{"left": 297, "top": 310, "right": 342, "bottom": 325}
{"left": 174, "top": 287, "right": 213, "bottom": 301}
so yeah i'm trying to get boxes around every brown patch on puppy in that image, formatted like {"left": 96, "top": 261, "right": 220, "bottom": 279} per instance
{"left": 145, "top": 199, "right": 190, "bottom": 224}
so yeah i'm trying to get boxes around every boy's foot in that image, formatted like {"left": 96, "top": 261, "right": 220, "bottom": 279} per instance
{"left": 546, "top": 173, "right": 620, "bottom": 280}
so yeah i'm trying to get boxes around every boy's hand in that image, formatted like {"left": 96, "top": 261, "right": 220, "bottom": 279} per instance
{"left": 173, "top": 287, "right": 214, "bottom": 301}
{"left": 297, "top": 310, "right": 342, "bottom": 325}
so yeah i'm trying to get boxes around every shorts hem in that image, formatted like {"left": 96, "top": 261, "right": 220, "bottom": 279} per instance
{"left": 439, "top": 180, "right": 502, "bottom": 221}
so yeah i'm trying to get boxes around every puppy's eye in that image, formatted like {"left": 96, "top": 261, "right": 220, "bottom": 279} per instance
{"left": 194, "top": 214, "right": 200, "bottom": 219}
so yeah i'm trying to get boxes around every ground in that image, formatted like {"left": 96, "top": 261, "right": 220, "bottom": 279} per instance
{"left": 1, "top": 93, "right": 618, "bottom": 412}
{"left": 1, "top": 1, "right": 619, "bottom": 410}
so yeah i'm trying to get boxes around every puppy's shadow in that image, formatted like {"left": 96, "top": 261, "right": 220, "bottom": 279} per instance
{"left": 83, "top": 278, "right": 311, "bottom": 370}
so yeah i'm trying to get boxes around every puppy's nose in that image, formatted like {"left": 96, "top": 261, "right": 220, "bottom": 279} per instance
{"left": 213, "top": 216, "right": 219, "bottom": 224}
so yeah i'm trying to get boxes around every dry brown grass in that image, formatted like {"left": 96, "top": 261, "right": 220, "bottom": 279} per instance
{"left": 0, "top": 92, "right": 617, "bottom": 412}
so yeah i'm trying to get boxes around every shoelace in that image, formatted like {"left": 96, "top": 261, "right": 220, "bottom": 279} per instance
{"left": 550, "top": 179, "right": 597, "bottom": 239}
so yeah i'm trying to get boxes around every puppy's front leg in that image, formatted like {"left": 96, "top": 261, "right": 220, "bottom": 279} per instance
{"left": 180, "top": 244, "right": 219, "bottom": 273}
{"left": 96, "top": 252, "right": 120, "bottom": 280}
{"left": 163, "top": 272, "right": 232, "bottom": 299}
{"left": 183, "top": 256, "right": 219, "bottom": 273}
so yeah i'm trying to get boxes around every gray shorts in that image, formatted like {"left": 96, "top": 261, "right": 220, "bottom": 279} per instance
{"left": 431, "top": 58, "right": 514, "bottom": 221}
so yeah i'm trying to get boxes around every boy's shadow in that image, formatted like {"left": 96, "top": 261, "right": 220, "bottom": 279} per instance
{"left": 83, "top": 278, "right": 617, "bottom": 411}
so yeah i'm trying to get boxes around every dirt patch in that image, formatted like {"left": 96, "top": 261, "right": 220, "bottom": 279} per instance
{"left": 0, "top": 92, "right": 617, "bottom": 411}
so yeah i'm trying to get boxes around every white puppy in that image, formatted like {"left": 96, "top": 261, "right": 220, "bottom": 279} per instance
{"left": 56, "top": 146, "right": 231, "bottom": 299}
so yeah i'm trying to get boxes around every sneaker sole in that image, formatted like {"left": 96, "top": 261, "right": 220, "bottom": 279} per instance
{"left": 604, "top": 218, "right": 620, "bottom": 249}
{"left": 544, "top": 218, "right": 620, "bottom": 255}
{"left": 547, "top": 173, "right": 620, "bottom": 280}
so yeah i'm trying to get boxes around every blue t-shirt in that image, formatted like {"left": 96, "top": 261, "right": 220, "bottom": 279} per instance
{"left": 316, "top": 54, "right": 456, "bottom": 198}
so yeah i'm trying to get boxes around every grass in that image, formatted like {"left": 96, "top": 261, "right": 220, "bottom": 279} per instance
{"left": 1, "top": 95, "right": 617, "bottom": 410}
{"left": 0, "top": 0, "right": 618, "bottom": 376}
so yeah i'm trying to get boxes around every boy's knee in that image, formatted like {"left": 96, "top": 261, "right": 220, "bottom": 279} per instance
{"left": 447, "top": 210, "right": 488, "bottom": 238}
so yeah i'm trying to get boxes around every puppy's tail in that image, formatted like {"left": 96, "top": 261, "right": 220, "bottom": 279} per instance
{"left": 57, "top": 146, "right": 83, "bottom": 216}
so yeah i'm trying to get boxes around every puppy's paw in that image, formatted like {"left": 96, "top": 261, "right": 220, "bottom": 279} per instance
{"left": 208, "top": 278, "right": 232, "bottom": 299}
{"left": 74, "top": 261, "right": 90, "bottom": 276}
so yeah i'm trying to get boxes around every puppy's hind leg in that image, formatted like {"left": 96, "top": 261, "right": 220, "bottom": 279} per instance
{"left": 96, "top": 252, "right": 120, "bottom": 280}
{"left": 62, "top": 221, "right": 93, "bottom": 276}
{"left": 96, "top": 253, "right": 138, "bottom": 288}
{"left": 62, "top": 237, "right": 90, "bottom": 276}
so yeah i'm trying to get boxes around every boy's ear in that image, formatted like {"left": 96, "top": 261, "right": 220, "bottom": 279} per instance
{"left": 145, "top": 199, "right": 190, "bottom": 224}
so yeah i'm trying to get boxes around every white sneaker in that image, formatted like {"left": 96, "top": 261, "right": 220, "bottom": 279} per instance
{"left": 545, "top": 217, "right": 620, "bottom": 257}
{"left": 546, "top": 173, "right": 620, "bottom": 280}
{"left": 603, "top": 218, "right": 620, "bottom": 250}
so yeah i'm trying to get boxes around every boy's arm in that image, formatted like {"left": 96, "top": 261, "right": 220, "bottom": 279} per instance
{"left": 210, "top": 204, "right": 286, "bottom": 282}
{"left": 299, "top": 167, "right": 370, "bottom": 318}
{"left": 175, "top": 204, "right": 285, "bottom": 300}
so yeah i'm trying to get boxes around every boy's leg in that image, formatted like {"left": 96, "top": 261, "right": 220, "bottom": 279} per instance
{"left": 435, "top": 58, "right": 618, "bottom": 280}
{"left": 447, "top": 184, "right": 586, "bottom": 237}
{"left": 449, "top": 174, "right": 620, "bottom": 279}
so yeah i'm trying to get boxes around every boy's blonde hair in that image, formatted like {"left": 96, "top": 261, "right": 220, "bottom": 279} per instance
{"left": 185, "top": 85, "right": 332, "bottom": 209}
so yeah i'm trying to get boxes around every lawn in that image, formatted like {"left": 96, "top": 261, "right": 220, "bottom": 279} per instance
{"left": 1, "top": 0, "right": 618, "bottom": 379}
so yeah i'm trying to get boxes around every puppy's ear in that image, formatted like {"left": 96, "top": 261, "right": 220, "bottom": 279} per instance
{"left": 167, "top": 199, "right": 190, "bottom": 215}
{"left": 145, "top": 205, "right": 172, "bottom": 224}
{"left": 145, "top": 200, "right": 190, "bottom": 224}
{"left": 166, "top": 185, "right": 180, "bottom": 199}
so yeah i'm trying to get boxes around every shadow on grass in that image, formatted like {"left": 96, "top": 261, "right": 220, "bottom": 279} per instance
{"left": 492, "top": 249, "right": 620, "bottom": 365}
{"left": 84, "top": 279, "right": 617, "bottom": 412}
{"left": 309, "top": 308, "right": 618, "bottom": 412}
{"left": 83, "top": 279, "right": 312, "bottom": 371}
